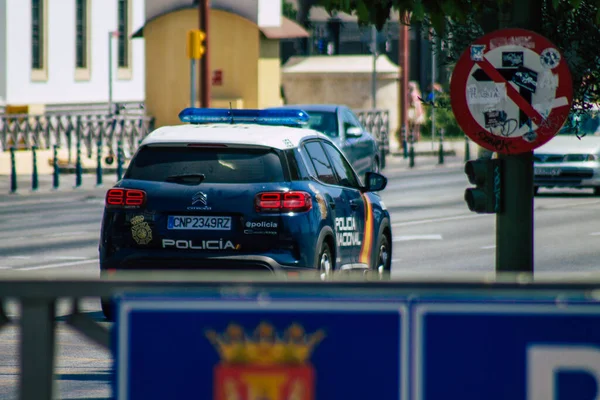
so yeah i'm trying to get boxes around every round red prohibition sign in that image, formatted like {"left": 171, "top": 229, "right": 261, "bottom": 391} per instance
{"left": 450, "top": 28, "right": 573, "bottom": 154}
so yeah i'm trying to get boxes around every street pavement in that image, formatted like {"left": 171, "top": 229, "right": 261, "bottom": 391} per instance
{"left": 2, "top": 149, "right": 600, "bottom": 399}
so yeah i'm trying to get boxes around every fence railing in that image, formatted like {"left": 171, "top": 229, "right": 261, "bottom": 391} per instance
{"left": 0, "top": 112, "right": 155, "bottom": 157}
{"left": 354, "top": 109, "right": 390, "bottom": 155}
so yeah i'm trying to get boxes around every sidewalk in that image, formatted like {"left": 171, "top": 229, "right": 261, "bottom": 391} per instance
{"left": 0, "top": 139, "right": 476, "bottom": 196}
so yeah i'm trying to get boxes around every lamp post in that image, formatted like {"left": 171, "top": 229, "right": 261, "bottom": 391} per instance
{"left": 108, "top": 31, "right": 120, "bottom": 115}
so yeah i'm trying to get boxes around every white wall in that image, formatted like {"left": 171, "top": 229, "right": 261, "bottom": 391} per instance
{"left": 0, "top": 0, "right": 6, "bottom": 105}
{"left": 5, "top": 0, "right": 145, "bottom": 106}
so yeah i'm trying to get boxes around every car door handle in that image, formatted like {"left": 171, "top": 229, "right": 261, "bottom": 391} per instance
{"left": 349, "top": 200, "right": 359, "bottom": 210}
{"left": 328, "top": 200, "right": 336, "bottom": 209}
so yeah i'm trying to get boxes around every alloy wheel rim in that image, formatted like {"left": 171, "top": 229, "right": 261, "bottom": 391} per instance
{"left": 377, "top": 243, "right": 389, "bottom": 279}
{"left": 320, "top": 252, "right": 331, "bottom": 281}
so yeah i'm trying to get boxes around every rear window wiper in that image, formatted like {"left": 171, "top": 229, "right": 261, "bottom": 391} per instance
{"left": 165, "top": 173, "right": 206, "bottom": 185}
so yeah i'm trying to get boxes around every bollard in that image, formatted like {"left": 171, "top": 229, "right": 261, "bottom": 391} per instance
{"left": 464, "top": 135, "right": 471, "bottom": 162}
{"left": 32, "top": 145, "right": 39, "bottom": 191}
{"left": 116, "top": 140, "right": 123, "bottom": 181}
{"left": 75, "top": 139, "right": 82, "bottom": 188}
{"left": 96, "top": 137, "right": 103, "bottom": 187}
{"left": 52, "top": 145, "right": 60, "bottom": 190}
{"left": 10, "top": 147, "right": 17, "bottom": 194}
{"left": 402, "top": 127, "right": 408, "bottom": 159}
{"left": 438, "top": 136, "right": 444, "bottom": 165}
{"left": 409, "top": 142, "right": 415, "bottom": 168}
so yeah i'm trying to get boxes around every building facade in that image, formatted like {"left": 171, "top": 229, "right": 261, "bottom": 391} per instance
{"left": 0, "top": 0, "right": 145, "bottom": 113}
{"left": 138, "top": 0, "right": 308, "bottom": 127}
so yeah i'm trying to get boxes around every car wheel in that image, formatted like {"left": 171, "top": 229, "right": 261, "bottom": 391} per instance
{"left": 594, "top": 187, "right": 600, "bottom": 196}
{"left": 533, "top": 186, "right": 539, "bottom": 196}
{"left": 375, "top": 234, "right": 391, "bottom": 280}
{"left": 101, "top": 298, "right": 113, "bottom": 322}
{"left": 318, "top": 241, "right": 333, "bottom": 281}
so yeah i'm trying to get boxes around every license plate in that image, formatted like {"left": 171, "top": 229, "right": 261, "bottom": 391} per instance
{"left": 535, "top": 168, "right": 561, "bottom": 176}
{"left": 167, "top": 216, "right": 232, "bottom": 230}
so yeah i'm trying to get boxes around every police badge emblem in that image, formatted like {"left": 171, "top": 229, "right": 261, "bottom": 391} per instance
{"left": 131, "top": 215, "right": 153, "bottom": 245}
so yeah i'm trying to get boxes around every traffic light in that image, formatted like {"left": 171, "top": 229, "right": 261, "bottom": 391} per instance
{"left": 464, "top": 158, "right": 503, "bottom": 214}
{"left": 187, "top": 29, "right": 206, "bottom": 60}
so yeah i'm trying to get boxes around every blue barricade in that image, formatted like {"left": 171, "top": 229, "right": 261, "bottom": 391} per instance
{"left": 113, "top": 289, "right": 600, "bottom": 400}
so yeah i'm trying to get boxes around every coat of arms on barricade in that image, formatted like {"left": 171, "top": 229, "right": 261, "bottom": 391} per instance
{"left": 206, "top": 321, "right": 326, "bottom": 400}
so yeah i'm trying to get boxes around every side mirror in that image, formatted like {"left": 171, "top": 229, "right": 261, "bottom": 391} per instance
{"left": 364, "top": 172, "right": 387, "bottom": 192}
{"left": 346, "top": 126, "right": 363, "bottom": 138}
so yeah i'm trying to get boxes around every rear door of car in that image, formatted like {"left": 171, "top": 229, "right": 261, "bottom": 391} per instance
{"left": 321, "top": 140, "right": 367, "bottom": 267}
{"left": 301, "top": 140, "right": 356, "bottom": 265}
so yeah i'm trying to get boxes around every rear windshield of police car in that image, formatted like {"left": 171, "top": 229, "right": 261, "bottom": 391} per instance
{"left": 125, "top": 146, "right": 285, "bottom": 183}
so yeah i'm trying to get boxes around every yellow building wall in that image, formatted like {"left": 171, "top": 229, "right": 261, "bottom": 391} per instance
{"left": 257, "top": 36, "right": 283, "bottom": 108}
{"left": 144, "top": 8, "right": 264, "bottom": 128}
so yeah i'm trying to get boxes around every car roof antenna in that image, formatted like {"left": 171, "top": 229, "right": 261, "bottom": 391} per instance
{"left": 229, "top": 102, "right": 234, "bottom": 124}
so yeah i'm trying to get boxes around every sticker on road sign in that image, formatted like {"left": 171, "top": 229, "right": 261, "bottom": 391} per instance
{"left": 451, "top": 28, "right": 573, "bottom": 155}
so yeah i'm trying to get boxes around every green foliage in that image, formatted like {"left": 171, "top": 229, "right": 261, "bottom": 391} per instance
{"left": 317, "top": 0, "right": 600, "bottom": 124}
{"left": 283, "top": 0, "right": 298, "bottom": 20}
{"left": 420, "top": 90, "right": 464, "bottom": 138}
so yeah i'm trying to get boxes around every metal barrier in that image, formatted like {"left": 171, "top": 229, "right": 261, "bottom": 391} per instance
{"left": 1, "top": 271, "right": 599, "bottom": 400}
{"left": 0, "top": 112, "right": 154, "bottom": 156}
{"left": 354, "top": 109, "right": 390, "bottom": 156}
{"left": 2, "top": 112, "right": 154, "bottom": 192}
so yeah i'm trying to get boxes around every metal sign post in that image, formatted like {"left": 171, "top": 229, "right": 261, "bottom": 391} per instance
{"left": 450, "top": 28, "right": 573, "bottom": 273}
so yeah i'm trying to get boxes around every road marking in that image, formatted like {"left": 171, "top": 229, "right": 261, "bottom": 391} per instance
{"left": 393, "top": 234, "right": 443, "bottom": 242}
{"left": 481, "top": 245, "right": 496, "bottom": 249}
{"left": 52, "top": 256, "right": 89, "bottom": 260}
{"left": 19, "top": 258, "right": 99, "bottom": 271}
{"left": 392, "top": 214, "right": 485, "bottom": 227}
{"left": 48, "top": 231, "right": 89, "bottom": 238}
{"left": 590, "top": 232, "right": 600, "bottom": 236}
{"left": 8, "top": 256, "right": 31, "bottom": 260}
{"left": 537, "top": 200, "right": 600, "bottom": 210}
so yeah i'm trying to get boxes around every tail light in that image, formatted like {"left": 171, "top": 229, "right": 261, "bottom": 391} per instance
{"left": 106, "top": 188, "right": 147, "bottom": 208}
{"left": 255, "top": 191, "right": 312, "bottom": 213}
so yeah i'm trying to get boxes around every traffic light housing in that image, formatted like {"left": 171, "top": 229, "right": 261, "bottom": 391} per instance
{"left": 187, "top": 29, "right": 206, "bottom": 59}
{"left": 464, "top": 158, "right": 503, "bottom": 214}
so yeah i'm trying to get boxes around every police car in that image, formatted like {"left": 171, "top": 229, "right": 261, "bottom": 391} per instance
{"left": 99, "top": 108, "right": 392, "bottom": 318}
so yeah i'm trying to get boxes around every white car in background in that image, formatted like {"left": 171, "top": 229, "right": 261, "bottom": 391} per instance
{"left": 534, "top": 110, "right": 600, "bottom": 195}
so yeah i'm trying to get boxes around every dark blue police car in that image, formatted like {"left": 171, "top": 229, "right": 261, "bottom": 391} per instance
{"left": 99, "top": 108, "right": 392, "bottom": 318}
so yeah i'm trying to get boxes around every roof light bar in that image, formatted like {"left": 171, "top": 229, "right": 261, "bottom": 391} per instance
{"left": 178, "top": 108, "right": 310, "bottom": 127}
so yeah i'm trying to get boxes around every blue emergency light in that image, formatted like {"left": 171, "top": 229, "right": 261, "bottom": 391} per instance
{"left": 178, "top": 108, "right": 310, "bottom": 127}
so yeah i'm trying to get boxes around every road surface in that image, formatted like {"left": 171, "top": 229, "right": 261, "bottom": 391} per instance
{"left": 1, "top": 154, "right": 600, "bottom": 399}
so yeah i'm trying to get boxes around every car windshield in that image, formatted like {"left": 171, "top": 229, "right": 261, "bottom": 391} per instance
{"left": 306, "top": 111, "right": 339, "bottom": 138}
{"left": 558, "top": 111, "right": 600, "bottom": 136}
{"left": 125, "top": 146, "right": 285, "bottom": 183}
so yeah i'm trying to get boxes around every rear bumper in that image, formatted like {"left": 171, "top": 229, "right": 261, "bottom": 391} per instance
{"left": 100, "top": 250, "right": 311, "bottom": 274}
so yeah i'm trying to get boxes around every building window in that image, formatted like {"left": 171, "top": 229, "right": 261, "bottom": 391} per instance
{"left": 117, "top": 0, "right": 130, "bottom": 68}
{"left": 75, "top": 0, "right": 88, "bottom": 69}
{"left": 31, "top": 0, "right": 44, "bottom": 70}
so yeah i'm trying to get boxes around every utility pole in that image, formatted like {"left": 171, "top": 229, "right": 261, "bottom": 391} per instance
{"left": 399, "top": 17, "right": 410, "bottom": 156}
{"left": 430, "top": 34, "right": 436, "bottom": 149}
{"left": 371, "top": 25, "right": 377, "bottom": 109}
{"left": 495, "top": 0, "right": 542, "bottom": 274}
{"left": 199, "top": 0, "right": 211, "bottom": 108}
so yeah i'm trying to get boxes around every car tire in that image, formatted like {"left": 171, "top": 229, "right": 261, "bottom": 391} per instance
{"left": 374, "top": 233, "right": 392, "bottom": 280}
{"left": 533, "top": 186, "right": 539, "bottom": 196}
{"left": 594, "top": 187, "right": 600, "bottom": 196}
{"left": 317, "top": 241, "right": 333, "bottom": 281}
{"left": 101, "top": 298, "right": 113, "bottom": 322}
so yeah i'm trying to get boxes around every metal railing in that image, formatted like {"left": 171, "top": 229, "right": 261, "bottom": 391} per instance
{"left": 354, "top": 109, "right": 390, "bottom": 155}
{"left": 1, "top": 272, "right": 600, "bottom": 399}
{"left": 0, "top": 112, "right": 155, "bottom": 156}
